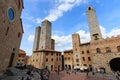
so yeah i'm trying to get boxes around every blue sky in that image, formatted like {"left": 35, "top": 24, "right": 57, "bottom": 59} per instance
{"left": 20, "top": 0, "right": 120, "bottom": 55}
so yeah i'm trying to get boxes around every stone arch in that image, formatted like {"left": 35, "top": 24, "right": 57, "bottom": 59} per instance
{"left": 109, "top": 57, "right": 120, "bottom": 72}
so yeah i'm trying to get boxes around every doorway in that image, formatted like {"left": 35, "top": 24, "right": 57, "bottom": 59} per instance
{"left": 8, "top": 53, "right": 15, "bottom": 67}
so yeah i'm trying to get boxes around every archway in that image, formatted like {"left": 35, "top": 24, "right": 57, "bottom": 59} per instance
{"left": 8, "top": 53, "right": 15, "bottom": 67}
{"left": 68, "top": 65, "right": 71, "bottom": 70}
{"left": 109, "top": 57, "right": 120, "bottom": 72}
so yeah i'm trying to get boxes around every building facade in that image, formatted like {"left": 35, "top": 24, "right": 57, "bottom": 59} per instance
{"left": 0, "top": 0, "right": 24, "bottom": 74}
{"left": 70, "top": 6, "right": 120, "bottom": 73}
{"left": 17, "top": 49, "right": 27, "bottom": 66}
{"left": 29, "top": 20, "right": 62, "bottom": 71}
{"left": 63, "top": 49, "right": 74, "bottom": 70}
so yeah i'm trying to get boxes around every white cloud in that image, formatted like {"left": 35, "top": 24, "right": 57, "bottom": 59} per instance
{"left": 36, "top": 18, "right": 42, "bottom": 24}
{"left": 100, "top": 25, "right": 120, "bottom": 38}
{"left": 28, "top": 35, "right": 34, "bottom": 42}
{"left": 76, "top": 30, "right": 90, "bottom": 43}
{"left": 52, "top": 35, "right": 72, "bottom": 47}
{"left": 44, "top": 0, "right": 88, "bottom": 21}
{"left": 52, "top": 26, "right": 120, "bottom": 52}
{"left": 26, "top": 25, "right": 120, "bottom": 53}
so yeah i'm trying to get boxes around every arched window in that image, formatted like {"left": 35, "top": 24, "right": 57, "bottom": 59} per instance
{"left": 117, "top": 46, "right": 120, "bottom": 52}
{"left": 87, "top": 50, "right": 90, "bottom": 54}
{"left": 106, "top": 47, "right": 111, "bottom": 52}
{"left": 96, "top": 48, "right": 101, "bottom": 53}
{"left": 88, "top": 57, "right": 91, "bottom": 61}
{"left": 82, "top": 51, "right": 84, "bottom": 54}
{"left": 82, "top": 57, "right": 85, "bottom": 61}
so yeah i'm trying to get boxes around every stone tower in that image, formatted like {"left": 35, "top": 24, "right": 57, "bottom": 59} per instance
{"left": 86, "top": 6, "right": 102, "bottom": 41}
{"left": 39, "top": 20, "right": 51, "bottom": 49}
{"left": 33, "top": 26, "right": 41, "bottom": 51}
{"left": 72, "top": 34, "right": 82, "bottom": 68}
{"left": 72, "top": 34, "right": 80, "bottom": 52}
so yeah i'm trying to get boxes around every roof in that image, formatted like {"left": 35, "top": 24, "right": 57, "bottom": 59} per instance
{"left": 33, "top": 49, "right": 61, "bottom": 53}
{"left": 19, "top": 49, "right": 26, "bottom": 55}
{"left": 63, "top": 49, "right": 73, "bottom": 53}
{"left": 80, "top": 42, "right": 90, "bottom": 46}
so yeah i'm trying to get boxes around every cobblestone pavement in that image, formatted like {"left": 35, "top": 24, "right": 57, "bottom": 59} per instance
{"left": 49, "top": 71, "right": 116, "bottom": 80}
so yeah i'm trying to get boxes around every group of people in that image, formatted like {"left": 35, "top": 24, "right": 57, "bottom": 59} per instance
{"left": 20, "top": 66, "right": 50, "bottom": 80}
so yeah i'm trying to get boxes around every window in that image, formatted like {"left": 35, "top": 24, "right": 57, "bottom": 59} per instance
{"left": 46, "top": 58, "right": 48, "bottom": 62}
{"left": 82, "top": 51, "right": 84, "bottom": 54}
{"left": 68, "top": 57, "right": 70, "bottom": 60}
{"left": 88, "top": 7, "right": 91, "bottom": 10}
{"left": 93, "top": 33, "right": 99, "bottom": 40}
{"left": 88, "top": 57, "right": 91, "bottom": 61}
{"left": 82, "top": 57, "right": 85, "bottom": 61}
{"left": 51, "top": 58, "right": 53, "bottom": 61}
{"left": 6, "top": 27, "right": 9, "bottom": 35}
{"left": 59, "top": 57, "right": 61, "bottom": 61}
{"left": 76, "top": 59, "right": 79, "bottom": 62}
{"left": 83, "top": 64, "right": 87, "bottom": 66}
{"left": 87, "top": 50, "right": 90, "bottom": 54}
{"left": 13, "top": 48, "right": 15, "bottom": 51}
{"left": 59, "top": 53, "right": 61, "bottom": 56}
{"left": 117, "top": 46, "right": 120, "bottom": 52}
{"left": 56, "top": 53, "right": 58, "bottom": 56}
{"left": 96, "top": 48, "right": 101, "bottom": 53}
{"left": 51, "top": 53, "right": 53, "bottom": 55}
{"left": 76, "top": 48, "right": 77, "bottom": 51}
{"left": 56, "top": 57, "right": 58, "bottom": 61}
{"left": 18, "top": 32, "right": 21, "bottom": 38}
{"left": 36, "top": 59, "right": 38, "bottom": 62}
{"left": 106, "top": 47, "right": 111, "bottom": 52}
{"left": 7, "top": 8, "right": 14, "bottom": 21}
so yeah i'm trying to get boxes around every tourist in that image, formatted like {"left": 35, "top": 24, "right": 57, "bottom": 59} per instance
{"left": 21, "top": 77, "right": 24, "bottom": 80}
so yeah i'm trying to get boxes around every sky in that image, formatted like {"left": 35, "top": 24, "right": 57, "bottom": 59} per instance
{"left": 20, "top": 0, "right": 120, "bottom": 55}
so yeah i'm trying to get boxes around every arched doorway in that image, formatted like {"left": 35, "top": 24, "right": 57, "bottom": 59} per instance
{"left": 68, "top": 65, "right": 71, "bottom": 70}
{"left": 8, "top": 53, "right": 15, "bottom": 67}
{"left": 109, "top": 57, "right": 120, "bottom": 72}
{"left": 51, "top": 65, "right": 53, "bottom": 71}
{"left": 65, "top": 64, "right": 67, "bottom": 70}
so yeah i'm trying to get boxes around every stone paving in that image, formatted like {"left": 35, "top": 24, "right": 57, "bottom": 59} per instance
{"left": 49, "top": 71, "right": 116, "bottom": 80}
{"left": 0, "top": 67, "right": 117, "bottom": 80}
{"left": 0, "top": 67, "right": 50, "bottom": 80}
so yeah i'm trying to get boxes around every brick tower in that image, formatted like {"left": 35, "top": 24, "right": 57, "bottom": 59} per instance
{"left": 86, "top": 6, "right": 102, "bottom": 41}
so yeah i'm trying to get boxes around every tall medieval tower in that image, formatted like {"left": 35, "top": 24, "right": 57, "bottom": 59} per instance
{"left": 39, "top": 20, "right": 51, "bottom": 49}
{"left": 72, "top": 34, "right": 82, "bottom": 68}
{"left": 72, "top": 34, "right": 80, "bottom": 52}
{"left": 33, "top": 27, "right": 41, "bottom": 51}
{"left": 86, "top": 6, "right": 102, "bottom": 41}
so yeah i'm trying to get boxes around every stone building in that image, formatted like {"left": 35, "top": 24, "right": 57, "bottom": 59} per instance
{"left": 17, "top": 49, "right": 27, "bottom": 66}
{"left": 69, "top": 6, "right": 120, "bottom": 73}
{"left": 0, "top": 0, "right": 24, "bottom": 74}
{"left": 30, "top": 20, "right": 62, "bottom": 71}
{"left": 63, "top": 49, "right": 74, "bottom": 70}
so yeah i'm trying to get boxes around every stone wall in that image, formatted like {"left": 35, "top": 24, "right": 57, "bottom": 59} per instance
{"left": 0, "top": 0, "right": 23, "bottom": 74}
